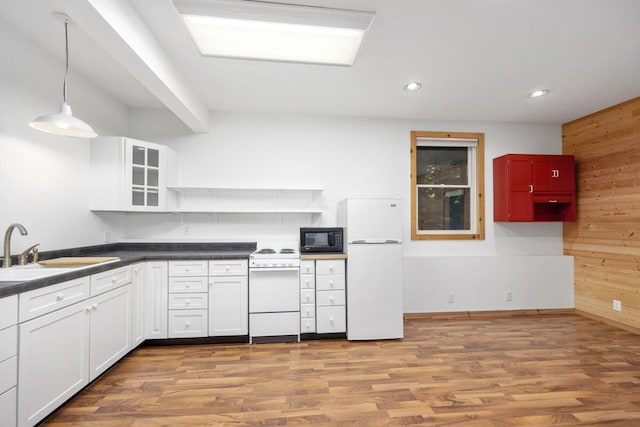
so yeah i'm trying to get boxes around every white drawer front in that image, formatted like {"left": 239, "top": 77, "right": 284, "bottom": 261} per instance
{"left": 209, "top": 260, "right": 248, "bottom": 276}
{"left": 301, "top": 318, "right": 316, "bottom": 333}
{"left": 300, "top": 289, "right": 315, "bottom": 304}
{"left": 19, "top": 277, "right": 90, "bottom": 322}
{"left": 317, "top": 306, "right": 346, "bottom": 333}
{"left": 168, "top": 310, "right": 208, "bottom": 338}
{"left": 250, "top": 312, "right": 299, "bottom": 337}
{"left": 317, "top": 290, "right": 345, "bottom": 307}
{"left": 300, "top": 274, "right": 315, "bottom": 289}
{"left": 90, "top": 266, "right": 132, "bottom": 296}
{"left": 169, "top": 260, "right": 208, "bottom": 277}
{"left": 0, "top": 295, "right": 17, "bottom": 330}
{"left": 168, "top": 293, "right": 208, "bottom": 310}
{"left": 316, "top": 260, "right": 345, "bottom": 276}
{"left": 316, "top": 274, "right": 345, "bottom": 291}
{"left": 0, "top": 356, "right": 17, "bottom": 394}
{"left": 300, "top": 303, "right": 315, "bottom": 319}
{"left": 168, "top": 277, "right": 208, "bottom": 293}
{"left": 0, "top": 326, "right": 17, "bottom": 363}
{"left": 0, "top": 387, "right": 16, "bottom": 427}
{"left": 300, "top": 260, "right": 315, "bottom": 274}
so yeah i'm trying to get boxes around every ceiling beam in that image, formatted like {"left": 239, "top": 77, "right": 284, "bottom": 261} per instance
{"left": 62, "top": 0, "right": 210, "bottom": 133}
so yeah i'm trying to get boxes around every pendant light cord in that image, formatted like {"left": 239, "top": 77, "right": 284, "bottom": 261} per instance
{"left": 63, "top": 19, "right": 69, "bottom": 104}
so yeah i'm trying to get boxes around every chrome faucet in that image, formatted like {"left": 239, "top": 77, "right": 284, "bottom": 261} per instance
{"left": 3, "top": 223, "right": 28, "bottom": 268}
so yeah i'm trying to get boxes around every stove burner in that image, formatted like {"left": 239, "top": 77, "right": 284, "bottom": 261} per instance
{"left": 256, "top": 248, "right": 276, "bottom": 254}
{"left": 280, "top": 248, "right": 296, "bottom": 254}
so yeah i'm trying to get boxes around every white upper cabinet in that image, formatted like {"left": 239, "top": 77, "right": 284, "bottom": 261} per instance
{"left": 90, "top": 137, "right": 177, "bottom": 212}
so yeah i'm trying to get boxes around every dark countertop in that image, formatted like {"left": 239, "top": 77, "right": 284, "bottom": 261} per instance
{"left": 0, "top": 242, "right": 256, "bottom": 298}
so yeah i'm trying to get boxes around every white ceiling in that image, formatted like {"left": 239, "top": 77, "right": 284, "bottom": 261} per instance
{"left": 3, "top": 0, "right": 640, "bottom": 130}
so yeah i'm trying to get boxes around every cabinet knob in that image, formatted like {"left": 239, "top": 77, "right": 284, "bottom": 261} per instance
{"left": 329, "top": 280, "right": 334, "bottom": 288}
{"left": 329, "top": 317, "right": 334, "bottom": 324}
{"left": 93, "top": 303, "right": 98, "bottom": 310}
{"left": 185, "top": 284, "right": 190, "bottom": 289}
{"left": 56, "top": 294, "right": 64, "bottom": 301}
{"left": 185, "top": 322, "right": 191, "bottom": 327}
{"left": 85, "top": 306, "right": 91, "bottom": 313}
{"left": 529, "top": 185, "right": 534, "bottom": 193}
{"left": 112, "top": 277, "right": 117, "bottom": 283}
{"left": 329, "top": 296, "right": 334, "bottom": 303}
{"left": 185, "top": 300, "right": 190, "bottom": 305}
{"left": 185, "top": 267, "right": 191, "bottom": 272}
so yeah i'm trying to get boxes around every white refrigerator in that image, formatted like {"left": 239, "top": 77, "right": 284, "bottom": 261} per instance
{"left": 338, "top": 197, "right": 404, "bottom": 340}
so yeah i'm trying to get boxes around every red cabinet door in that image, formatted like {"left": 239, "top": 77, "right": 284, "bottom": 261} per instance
{"left": 533, "top": 155, "right": 575, "bottom": 193}
{"left": 507, "top": 155, "right": 533, "bottom": 221}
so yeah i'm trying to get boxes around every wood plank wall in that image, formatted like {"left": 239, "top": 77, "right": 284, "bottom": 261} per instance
{"left": 562, "top": 97, "right": 640, "bottom": 332}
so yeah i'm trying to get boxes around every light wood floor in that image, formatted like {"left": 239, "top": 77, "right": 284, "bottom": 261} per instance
{"left": 43, "top": 314, "right": 640, "bottom": 426}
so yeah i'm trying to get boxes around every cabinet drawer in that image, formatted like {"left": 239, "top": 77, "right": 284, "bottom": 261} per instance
{"left": 317, "top": 290, "right": 345, "bottom": 306}
{"left": 169, "top": 260, "right": 208, "bottom": 277}
{"left": 0, "top": 387, "right": 16, "bottom": 427}
{"left": 300, "top": 303, "right": 315, "bottom": 319}
{"left": 0, "top": 295, "right": 17, "bottom": 330}
{"left": 168, "top": 293, "right": 208, "bottom": 310}
{"left": 317, "top": 306, "right": 346, "bottom": 333}
{"left": 91, "top": 266, "right": 132, "bottom": 296}
{"left": 300, "top": 260, "right": 315, "bottom": 274}
{"left": 0, "top": 326, "right": 17, "bottom": 363}
{"left": 300, "top": 289, "right": 315, "bottom": 304}
{"left": 316, "top": 274, "right": 345, "bottom": 291}
{"left": 301, "top": 318, "right": 316, "bottom": 333}
{"left": 168, "top": 276, "right": 208, "bottom": 293}
{"left": 316, "top": 260, "right": 345, "bottom": 276}
{"left": 0, "top": 356, "right": 17, "bottom": 394}
{"left": 209, "top": 260, "right": 248, "bottom": 276}
{"left": 19, "top": 277, "right": 90, "bottom": 322}
{"left": 250, "top": 312, "right": 299, "bottom": 337}
{"left": 300, "top": 274, "right": 315, "bottom": 289}
{"left": 168, "top": 310, "right": 208, "bottom": 338}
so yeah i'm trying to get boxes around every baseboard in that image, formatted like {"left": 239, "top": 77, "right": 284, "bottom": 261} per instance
{"left": 404, "top": 308, "right": 575, "bottom": 321}
{"left": 574, "top": 309, "right": 640, "bottom": 335}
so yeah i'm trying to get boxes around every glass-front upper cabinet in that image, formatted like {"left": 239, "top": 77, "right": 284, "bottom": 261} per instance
{"left": 130, "top": 142, "right": 160, "bottom": 208}
{"left": 89, "top": 137, "right": 176, "bottom": 212}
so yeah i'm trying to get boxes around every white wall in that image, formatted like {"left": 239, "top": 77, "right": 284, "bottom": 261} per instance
{"left": 126, "top": 109, "right": 573, "bottom": 313}
{"left": 0, "top": 21, "right": 129, "bottom": 255}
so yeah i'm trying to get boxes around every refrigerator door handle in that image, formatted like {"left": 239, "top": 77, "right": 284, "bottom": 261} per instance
{"left": 349, "top": 239, "right": 403, "bottom": 244}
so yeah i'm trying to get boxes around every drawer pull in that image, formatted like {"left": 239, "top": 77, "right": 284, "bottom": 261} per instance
{"left": 185, "top": 300, "right": 190, "bottom": 306}
{"left": 329, "top": 280, "right": 334, "bottom": 288}
{"left": 185, "top": 322, "right": 191, "bottom": 328}
{"left": 85, "top": 306, "right": 91, "bottom": 313}
{"left": 225, "top": 266, "right": 230, "bottom": 272}
{"left": 329, "top": 317, "right": 334, "bottom": 324}
{"left": 329, "top": 265, "right": 334, "bottom": 272}
{"left": 56, "top": 293, "right": 64, "bottom": 301}
{"left": 329, "top": 296, "right": 334, "bottom": 303}
{"left": 111, "top": 278, "right": 117, "bottom": 283}
{"left": 92, "top": 303, "right": 98, "bottom": 310}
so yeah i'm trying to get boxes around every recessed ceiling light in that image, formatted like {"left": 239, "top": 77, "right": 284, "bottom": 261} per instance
{"left": 172, "top": 0, "right": 375, "bottom": 66}
{"left": 403, "top": 82, "right": 422, "bottom": 92}
{"left": 527, "top": 89, "right": 549, "bottom": 98}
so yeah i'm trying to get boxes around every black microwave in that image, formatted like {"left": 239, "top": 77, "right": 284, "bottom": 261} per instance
{"left": 300, "top": 227, "right": 344, "bottom": 253}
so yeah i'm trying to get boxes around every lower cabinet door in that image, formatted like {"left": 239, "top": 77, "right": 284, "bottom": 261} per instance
{"left": 168, "top": 310, "right": 208, "bottom": 338}
{"left": 131, "top": 263, "right": 146, "bottom": 348}
{"left": 145, "top": 262, "right": 168, "bottom": 339}
{"left": 89, "top": 285, "right": 132, "bottom": 382}
{"left": 0, "top": 387, "right": 16, "bottom": 427}
{"left": 18, "top": 302, "right": 90, "bottom": 427}
{"left": 317, "top": 306, "right": 346, "bottom": 333}
{"left": 209, "top": 276, "right": 248, "bottom": 336}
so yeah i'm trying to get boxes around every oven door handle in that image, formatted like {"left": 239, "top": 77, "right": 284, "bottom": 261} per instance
{"left": 250, "top": 267, "right": 300, "bottom": 272}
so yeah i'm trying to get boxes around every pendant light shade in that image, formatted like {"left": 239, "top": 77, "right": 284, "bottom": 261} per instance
{"left": 29, "top": 14, "right": 97, "bottom": 138}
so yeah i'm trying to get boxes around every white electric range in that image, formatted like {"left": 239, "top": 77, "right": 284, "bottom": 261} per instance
{"left": 248, "top": 244, "right": 300, "bottom": 343}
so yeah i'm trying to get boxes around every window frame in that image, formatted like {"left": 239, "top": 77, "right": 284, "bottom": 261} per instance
{"left": 410, "top": 131, "right": 485, "bottom": 240}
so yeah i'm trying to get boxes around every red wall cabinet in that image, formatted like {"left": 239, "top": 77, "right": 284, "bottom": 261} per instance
{"left": 493, "top": 154, "right": 576, "bottom": 222}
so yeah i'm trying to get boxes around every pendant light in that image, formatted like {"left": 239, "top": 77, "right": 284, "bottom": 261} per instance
{"left": 29, "top": 13, "right": 97, "bottom": 138}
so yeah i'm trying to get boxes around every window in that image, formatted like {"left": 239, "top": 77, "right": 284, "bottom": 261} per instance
{"left": 410, "top": 131, "right": 485, "bottom": 240}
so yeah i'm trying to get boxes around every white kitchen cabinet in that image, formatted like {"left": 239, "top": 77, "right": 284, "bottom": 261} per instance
{"left": 89, "top": 284, "right": 132, "bottom": 381}
{"left": 208, "top": 260, "right": 248, "bottom": 336}
{"left": 145, "top": 261, "right": 168, "bottom": 339}
{"left": 168, "top": 261, "right": 208, "bottom": 338}
{"left": 18, "top": 282, "right": 133, "bottom": 427}
{"left": 18, "top": 300, "right": 90, "bottom": 427}
{"left": 299, "top": 260, "right": 316, "bottom": 333}
{"left": 90, "top": 265, "right": 132, "bottom": 296}
{"left": 131, "top": 263, "right": 146, "bottom": 347}
{"left": 89, "top": 136, "right": 177, "bottom": 212}
{"left": 0, "top": 295, "right": 17, "bottom": 427}
{"left": 299, "top": 258, "right": 346, "bottom": 335}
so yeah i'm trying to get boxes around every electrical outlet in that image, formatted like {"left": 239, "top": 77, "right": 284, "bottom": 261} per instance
{"left": 448, "top": 292, "right": 456, "bottom": 303}
{"left": 613, "top": 299, "right": 622, "bottom": 312}
{"left": 505, "top": 290, "right": 512, "bottom": 301}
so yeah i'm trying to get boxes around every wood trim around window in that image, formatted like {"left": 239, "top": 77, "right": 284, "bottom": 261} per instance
{"left": 410, "top": 131, "right": 485, "bottom": 240}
